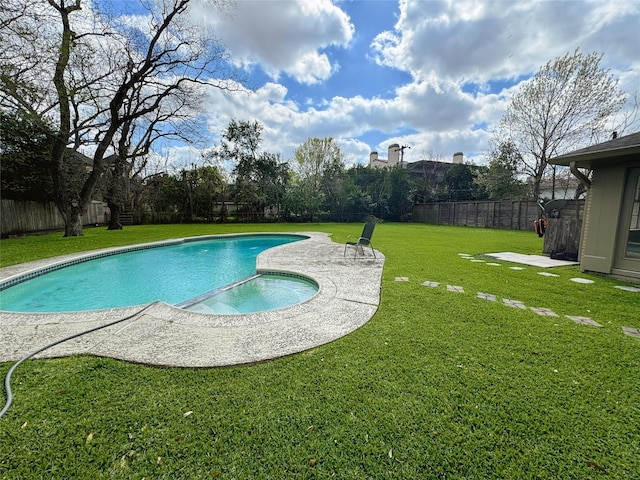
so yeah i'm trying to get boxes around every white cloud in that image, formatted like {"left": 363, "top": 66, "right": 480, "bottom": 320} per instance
{"left": 159, "top": 144, "right": 205, "bottom": 172}
{"left": 199, "top": 79, "right": 490, "bottom": 167}
{"left": 287, "top": 51, "right": 334, "bottom": 85}
{"left": 336, "top": 138, "right": 373, "bottom": 166}
{"left": 156, "top": 0, "right": 640, "bottom": 169}
{"left": 371, "top": 0, "right": 640, "bottom": 86}
{"left": 191, "top": 0, "right": 354, "bottom": 84}
{"left": 14, "top": 0, "right": 638, "bottom": 179}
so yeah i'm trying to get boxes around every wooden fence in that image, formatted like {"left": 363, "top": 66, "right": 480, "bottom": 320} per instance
{"left": 2, "top": 198, "right": 585, "bottom": 238}
{"left": 413, "top": 200, "right": 584, "bottom": 231}
{"left": 1, "top": 199, "right": 109, "bottom": 236}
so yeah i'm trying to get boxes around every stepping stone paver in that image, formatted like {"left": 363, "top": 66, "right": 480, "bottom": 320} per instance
{"left": 395, "top": 277, "right": 409, "bottom": 282}
{"left": 470, "top": 259, "right": 485, "bottom": 263}
{"left": 477, "top": 292, "right": 496, "bottom": 301}
{"left": 566, "top": 315, "right": 602, "bottom": 327}
{"left": 503, "top": 299, "right": 526, "bottom": 309}
{"left": 615, "top": 286, "right": 640, "bottom": 292}
{"left": 530, "top": 307, "right": 558, "bottom": 317}
{"left": 622, "top": 327, "right": 640, "bottom": 338}
{"left": 414, "top": 277, "right": 633, "bottom": 340}
{"left": 509, "top": 267, "right": 525, "bottom": 270}
{"left": 486, "top": 263, "right": 501, "bottom": 266}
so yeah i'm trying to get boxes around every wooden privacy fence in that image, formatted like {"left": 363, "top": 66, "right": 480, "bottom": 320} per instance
{"left": 413, "top": 200, "right": 584, "bottom": 231}
{"left": 1, "top": 199, "right": 109, "bottom": 236}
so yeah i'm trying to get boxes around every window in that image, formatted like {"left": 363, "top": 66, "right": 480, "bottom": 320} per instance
{"left": 625, "top": 172, "right": 640, "bottom": 259}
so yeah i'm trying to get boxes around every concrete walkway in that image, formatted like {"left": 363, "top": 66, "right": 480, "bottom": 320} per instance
{"left": 0, "top": 233, "right": 384, "bottom": 367}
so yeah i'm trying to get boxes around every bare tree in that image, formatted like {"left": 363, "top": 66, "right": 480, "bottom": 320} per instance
{"left": 1, "top": 0, "right": 238, "bottom": 236}
{"left": 104, "top": 65, "right": 211, "bottom": 229}
{"left": 498, "top": 49, "right": 627, "bottom": 202}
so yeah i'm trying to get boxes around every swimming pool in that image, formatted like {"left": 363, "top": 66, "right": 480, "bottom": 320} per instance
{"left": 0, "top": 234, "right": 318, "bottom": 313}
{"left": 181, "top": 272, "right": 319, "bottom": 314}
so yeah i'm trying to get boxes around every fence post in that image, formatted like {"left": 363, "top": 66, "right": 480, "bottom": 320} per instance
{"left": 492, "top": 202, "right": 496, "bottom": 228}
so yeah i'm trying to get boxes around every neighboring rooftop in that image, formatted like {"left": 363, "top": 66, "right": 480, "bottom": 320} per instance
{"left": 551, "top": 131, "right": 640, "bottom": 168}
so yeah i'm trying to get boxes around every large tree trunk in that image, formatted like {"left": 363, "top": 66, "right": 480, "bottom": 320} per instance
{"left": 107, "top": 200, "right": 123, "bottom": 230}
{"left": 62, "top": 205, "right": 84, "bottom": 237}
{"left": 50, "top": 1, "right": 85, "bottom": 238}
{"left": 106, "top": 159, "right": 126, "bottom": 230}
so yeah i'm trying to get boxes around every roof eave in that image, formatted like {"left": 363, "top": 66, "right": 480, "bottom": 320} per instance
{"left": 550, "top": 145, "right": 640, "bottom": 168}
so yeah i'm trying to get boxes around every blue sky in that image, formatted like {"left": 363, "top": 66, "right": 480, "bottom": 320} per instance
{"left": 109, "top": 0, "right": 640, "bottom": 170}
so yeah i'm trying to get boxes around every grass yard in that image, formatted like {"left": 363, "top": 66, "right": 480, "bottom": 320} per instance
{"left": 1, "top": 223, "right": 639, "bottom": 479}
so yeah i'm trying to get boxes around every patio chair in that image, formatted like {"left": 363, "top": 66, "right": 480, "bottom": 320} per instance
{"left": 344, "top": 222, "right": 377, "bottom": 259}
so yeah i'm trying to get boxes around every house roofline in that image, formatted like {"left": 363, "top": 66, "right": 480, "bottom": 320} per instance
{"left": 550, "top": 131, "right": 640, "bottom": 168}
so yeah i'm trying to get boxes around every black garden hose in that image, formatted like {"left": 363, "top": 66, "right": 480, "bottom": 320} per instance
{"left": 0, "top": 302, "right": 158, "bottom": 419}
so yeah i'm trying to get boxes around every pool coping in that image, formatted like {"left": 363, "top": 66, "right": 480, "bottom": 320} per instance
{"left": 0, "top": 232, "right": 385, "bottom": 367}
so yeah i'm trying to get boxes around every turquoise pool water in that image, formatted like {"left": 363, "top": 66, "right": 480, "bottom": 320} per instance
{"left": 184, "top": 273, "right": 318, "bottom": 314}
{"left": 0, "top": 235, "right": 315, "bottom": 313}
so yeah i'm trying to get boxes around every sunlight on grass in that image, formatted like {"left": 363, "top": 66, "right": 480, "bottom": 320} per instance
{"left": 1, "top": 223, "right": 638, "bottom": 478}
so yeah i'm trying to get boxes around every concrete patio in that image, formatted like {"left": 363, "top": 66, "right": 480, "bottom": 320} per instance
{"left": 0, "top": 232, "right": 384, "bottom": 367}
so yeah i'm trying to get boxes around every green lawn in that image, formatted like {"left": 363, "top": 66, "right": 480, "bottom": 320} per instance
{"left": 1, "top": 223, "right": 639, "bottom": 479}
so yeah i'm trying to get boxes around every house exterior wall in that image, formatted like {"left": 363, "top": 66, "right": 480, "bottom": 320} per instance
{"left": 579, "top": 163, "right": 629, "bottom": 275}
{"left": 368, "top": 144, "right": 401, "bottom": 168}
{"left": 539, "top": 176, "right": 582, "bottom": 200}
{"left": 549, "top": 131, "right": 640, "bottom": 281}
{"left": 369, "top": 152, "right": 391, "bottom": 168}
{"left": 388, "top": 144, "right": 400, "bottom": 165}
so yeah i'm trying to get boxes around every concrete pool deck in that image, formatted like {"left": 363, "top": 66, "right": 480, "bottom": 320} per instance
{"left": 0, "top": 232, "right": 384, "bottom": 367}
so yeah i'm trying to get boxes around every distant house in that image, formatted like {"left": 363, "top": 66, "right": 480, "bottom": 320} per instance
{"left": 65, "top": 148, "right": 93, "bottom": 172}
{"left": 369, "top": 145, "right": 465, "bottom": 172}
{"left": 405, "top": 159, "right": 456, "bottom": 184}
{"left": 369, "top": 144, "right": 401, "bottom": 168}
{"left": 550, "top": 131, "right": 640, "bottom": 282}
{"left": 538, "top": 173, "right": 583, "bottom": 200}
{"left": 370, "top": 145, "right": 465, "bottom": 186}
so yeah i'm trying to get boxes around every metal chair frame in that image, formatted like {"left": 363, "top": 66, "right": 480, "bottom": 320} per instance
{"left": 344, "top": 222, "right": 376, "bottom": 259}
